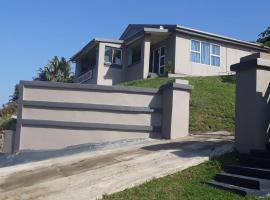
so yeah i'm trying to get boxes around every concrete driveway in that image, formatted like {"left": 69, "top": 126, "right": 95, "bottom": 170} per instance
{"left": 0, "top": 132, "right": 234, "bottom": 200}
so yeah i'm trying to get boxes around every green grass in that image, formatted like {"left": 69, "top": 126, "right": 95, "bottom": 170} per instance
{"left": 123, "top": 76, "right": 236, "bottom": 133}
{"left": 102, "top": 152, "right": 270, "bottom": 200}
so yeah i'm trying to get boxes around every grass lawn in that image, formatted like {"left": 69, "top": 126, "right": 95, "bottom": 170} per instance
{"left": 123, "top": 76, "right": 236, "bottom": 133}
{"left": 102, "top": 152, "right": 270, "bottom": 200}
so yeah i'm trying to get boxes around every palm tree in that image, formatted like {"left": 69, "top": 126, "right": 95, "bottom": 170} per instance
{"left": 35, "top": 56, "right": 73, "bottom": 82}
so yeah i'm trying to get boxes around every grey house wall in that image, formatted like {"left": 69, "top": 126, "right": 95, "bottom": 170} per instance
{"left": 174, "top": 33, "right": 256, "bottom": 76}
{"left": 149, "top": 34, "right": 176, "bottom": 72}
{"left": 96, "top": 42, "right": 126, "bottom": 85}
{"left": 125, "top": 38, "right": 145, "bottom": 81}
{"left": 15, "top": 79, "right": 193, "bottom": 151}
{"left": 74, "top": 30, "right": 267, "bottom": 85}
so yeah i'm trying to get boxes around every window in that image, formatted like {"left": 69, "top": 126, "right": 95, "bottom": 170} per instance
{"left": 201, "top": 42, "right": 210, "bottom": 65}
{"left": 105, "top": 46, "right": 122, "bottom": 65}
{"left": 211, "top": 44, "right": 220, "bottom": 67}
{"left": 128, "top": 45, "right": 141, "bottom": 65}
{"left": 190, "top": 40, "right": 200, "bottom": 63}
{"left": 190, "top": 40, "right": 221, "bottom": 67}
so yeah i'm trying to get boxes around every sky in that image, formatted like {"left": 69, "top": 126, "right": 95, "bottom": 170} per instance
{"left": 0, "top": 0, "right": 269, "bottom": 106}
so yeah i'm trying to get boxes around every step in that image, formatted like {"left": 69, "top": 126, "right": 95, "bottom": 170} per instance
{"left": 225, "top": 165, "right": 270, "bottom": 179}
{"left": 208, "top": 180, "right": 270, "bottom": 196}
{"left": 240, "top": 155, "right": 270, "bottom": 169}
{"left": 214, "top": 172, "right": 270, "bottom": 190}
{"left": 250, "top": 149, "right": 270, "bottom": 159}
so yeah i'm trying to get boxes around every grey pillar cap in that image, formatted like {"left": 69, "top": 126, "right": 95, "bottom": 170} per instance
{"left": 231, "top": 52, "right": 270, "bottom": 72}
{"left": 160, "top": 79, "right": 194, "bottom": 92}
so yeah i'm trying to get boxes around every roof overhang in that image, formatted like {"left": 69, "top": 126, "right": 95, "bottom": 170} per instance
{"left": 124, "top": 28, "right": 171, "bottom": 46}
{"left": 70, "top": 38, "right": 123, "bottom": 62}
{"left": 175, "top": 25, "right": 270, "bottom": 52}
{"left": 120, "top": 24, "right": 270, "bottom": 52}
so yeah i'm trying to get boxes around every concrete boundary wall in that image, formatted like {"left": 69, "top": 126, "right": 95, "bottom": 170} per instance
{"left": 15, "top": 80, "right": 193, "bottom": 151}
{"left": 231, "top": 52, "right": 270, "bottom": 153}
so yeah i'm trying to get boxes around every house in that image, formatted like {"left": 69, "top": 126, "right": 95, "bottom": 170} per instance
{"left": 70, "top": 24, "right": 269, "bottom": 85}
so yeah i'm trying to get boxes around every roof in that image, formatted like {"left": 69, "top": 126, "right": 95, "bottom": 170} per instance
{"left": 120, "top": 24, "right": 269, "bottom": 51}
{"left": 71, "top": 24, "right": 270, "bottom": 61}
{"left": 70, "top": 38, "right": 123, "bottom": 61}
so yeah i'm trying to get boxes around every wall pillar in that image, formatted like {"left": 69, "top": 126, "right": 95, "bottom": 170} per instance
{"left": 231, "top": 52, "right": 270, "bottom": 154}
{"left": 96, "top": 43, "right": 103, "bottom": 85}
{"left": 161, "top": 79, "right": 193, "bottom": 139}
{"left": 142, "top": 34, "right": 151, "bottom": 79}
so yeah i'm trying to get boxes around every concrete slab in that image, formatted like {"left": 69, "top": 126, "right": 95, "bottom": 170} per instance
{"left": 0, "top": 131, "right": 234, "bottom": 200}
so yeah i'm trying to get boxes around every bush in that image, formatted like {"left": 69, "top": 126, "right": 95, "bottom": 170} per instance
{"left": 0, "top": 102, "right": 17, "bottom": 118}
{"left": 0, "top": 101, "right": 18, "bottom": 131}
{"left": 0, "top": 117, "right": 16, "bottom": 131}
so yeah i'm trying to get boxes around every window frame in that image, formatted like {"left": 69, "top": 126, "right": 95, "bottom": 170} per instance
{"left": 104, "top": 46, "right": 123, "bottom": 66}
{"left": 210, "top": 43, "right": 221, "bottom": 67}
{"left": 190, "top": 40, "right": 221, "bottom": 67}
{"left": 190, "top": 40, "right": 201, "bottom": 63}
{"left": 201, "top": 41, "right": 211, "bottom": 65}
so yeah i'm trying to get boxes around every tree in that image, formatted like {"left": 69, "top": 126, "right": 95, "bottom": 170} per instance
{"left": 9, "top": 84, "right": 19, "bottom": 103}
{"left": 35, "top": 56, "right": 74, "bottom": 83}
{"left": 257, "top": 26, "right": 270, "bottom": 47}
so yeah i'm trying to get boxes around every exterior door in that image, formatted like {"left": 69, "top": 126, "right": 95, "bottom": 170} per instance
{"left": 152, "top": 47, "right": 165, "bottom": 74}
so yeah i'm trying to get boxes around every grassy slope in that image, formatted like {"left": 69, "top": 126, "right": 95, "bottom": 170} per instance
{"left": 123, "top": 76, "right": 236, "bottom": 133}
{"left": 103, "top": 152, "right": 270, "bottom": 200}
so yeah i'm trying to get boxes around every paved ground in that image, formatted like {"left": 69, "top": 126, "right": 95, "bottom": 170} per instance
{"left": 0, "top": 132, "right": 234, "bottom": 200}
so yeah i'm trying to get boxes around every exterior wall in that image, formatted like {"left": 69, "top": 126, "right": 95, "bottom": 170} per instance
{"left": 125, "top": 38, "right": 145, "bottom": 81}
{"left": 150, "top": 34, "right": 176, "bottom": 72}
{"left": 125, "top": 34, "right": 176, "bottom": 81}
{"left": 126, "top": 62, "right": 144, "bottom": 81}
{"left": 15, "top": 80, "right": 193, "bottom": 152}
{"left": 96, "top": 42, "right": 125, "bottom": 85}
{"left": 174, "top": 33, "right": 255, "bottom": 76}
{"left": 73, "top": 27, "right": 269, "bottom": 85}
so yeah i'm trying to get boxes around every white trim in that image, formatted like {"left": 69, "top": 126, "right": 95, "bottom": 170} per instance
{"left": 190, "top": 39, "right": 221, "bottom": 67}
{"left": 210, "top": 43, "right": 221, "bottom": 67}
{"left": 190, "top": 40, "right": 201, "bottom": 63}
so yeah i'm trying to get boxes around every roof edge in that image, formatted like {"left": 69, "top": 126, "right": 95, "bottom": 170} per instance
{"left": 70, "top": 38, "right": 123, "bottom": 61}
{"left": 176, "top": 25, "right": 270, "bottom": 51}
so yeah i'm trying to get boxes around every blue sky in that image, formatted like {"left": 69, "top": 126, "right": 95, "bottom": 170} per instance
{"left": 0, "top": 0, "right": 269, "bottom": 106}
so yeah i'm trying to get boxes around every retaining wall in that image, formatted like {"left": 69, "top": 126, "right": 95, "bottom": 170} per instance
{"left": 15, "top": 79, "right": 193, "bottom": 151}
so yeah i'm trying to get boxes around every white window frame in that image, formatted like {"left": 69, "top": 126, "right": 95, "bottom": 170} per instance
{"left": 190, "top": 40, "right": 201, "bottom": 63}
{"left": 210, "top": 43, "right": 221, "bottom": 67}
{"left": 190, "top": 40, "right": 221, "bottom": 67}
{"left": 104, "top": 46, "right": 122, "bottom": 66}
